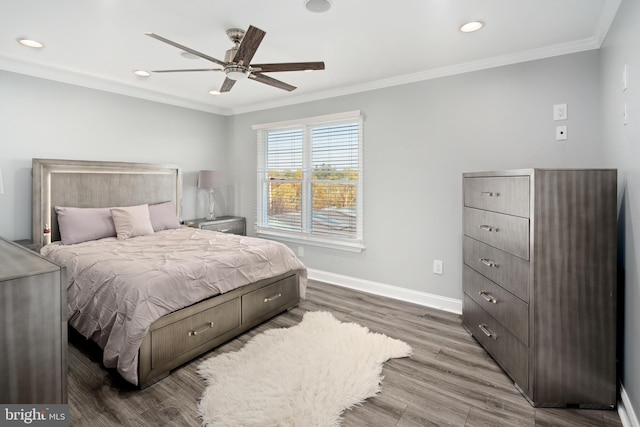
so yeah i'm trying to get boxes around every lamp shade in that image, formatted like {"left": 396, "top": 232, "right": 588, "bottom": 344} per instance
{"left": 197, "top": 170, "right": 222, "bottom": 189}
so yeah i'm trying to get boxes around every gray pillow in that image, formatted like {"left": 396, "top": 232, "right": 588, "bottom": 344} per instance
{"left": 148, "top": 201, "right": 181, "bottom": 231}
{"left": 55, "top": 206, "right": 117, "bottom": 245}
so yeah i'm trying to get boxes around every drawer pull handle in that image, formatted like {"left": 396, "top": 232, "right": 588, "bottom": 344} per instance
{"left": 188, "top": 321, "right": 215, "bottom": 337}
{"left": 480, "top": 191, "right": 499, "bottom": 197}
{"left": 479, "top": 291, "right": 497, "bottom": 304}
{"left": 478, "top": 324, "right": 497, "bottom": 340}
{"left": 479, "top": 224, "right": 498, "bottom": 232}
{"left": 479, "top": 258, "right": 498, "bottom": 268}
{"left": 264, "top": 293, "right": 282, "bottom": 303}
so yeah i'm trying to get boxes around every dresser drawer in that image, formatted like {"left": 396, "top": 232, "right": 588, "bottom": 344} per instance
{"left": 242, "top": 274, "right": 299, "bottom": 324}
{"left": 151, "top": 298, "right": 240, "bottom": 368}
{"left": 201, "top": 219, "right": 246, "bottom": 235}
{"left": 463, "top": 266, "right": 528, "bottom": 344}
{"left": 463, "top": 236, "right": 529, "bottom": 302}
{"left": 464, "top": 207, "right": 529, "bottom": 260}
{"left": 464, "top": 176, "right": 530, "bottom": 218}
{"left": 463, "top": 295, "right": 528, "bottom": 389}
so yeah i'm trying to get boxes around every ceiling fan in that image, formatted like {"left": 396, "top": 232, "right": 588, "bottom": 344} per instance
{"left": 145, "top": 25, "right": 325, "bottom": 93}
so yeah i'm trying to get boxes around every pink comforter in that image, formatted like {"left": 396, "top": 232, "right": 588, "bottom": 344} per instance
{"left": 41, "top": 227, "right": 307, "bottom": 385}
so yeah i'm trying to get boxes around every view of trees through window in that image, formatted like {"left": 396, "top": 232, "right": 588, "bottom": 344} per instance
{"left": 265, "top": 122, "right": 359, "bottom": 238}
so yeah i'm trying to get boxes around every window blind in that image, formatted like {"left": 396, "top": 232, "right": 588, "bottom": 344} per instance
{"left": 255, "top": 111, "right": 363, "bottom": 251}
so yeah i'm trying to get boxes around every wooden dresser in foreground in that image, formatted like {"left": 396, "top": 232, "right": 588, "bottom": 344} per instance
{"left": 0, "top": 237, "right": 67, "bottom": 403}
{"left": 462, "top": 169, "right": 617, "bottom": 408}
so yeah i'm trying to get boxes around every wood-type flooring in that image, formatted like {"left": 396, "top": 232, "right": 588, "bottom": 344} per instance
{"left": 68, "top": 280, "right": 623, "bottom": 426}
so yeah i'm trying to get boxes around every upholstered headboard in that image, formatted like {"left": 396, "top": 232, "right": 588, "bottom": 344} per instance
{"left": 32, "top": 159, "right": 182, "bottom": 249}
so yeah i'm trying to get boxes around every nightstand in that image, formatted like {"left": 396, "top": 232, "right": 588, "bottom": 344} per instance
{"left": 13, "top": 239, "right": 40, "bottom": 252}
{"left": 184, "top": 216, "right": 246, "bottom": 236}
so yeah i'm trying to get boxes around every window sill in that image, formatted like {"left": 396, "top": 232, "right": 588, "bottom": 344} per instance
{"left": 256, "top": 229, "right": 365, "bottom": 253}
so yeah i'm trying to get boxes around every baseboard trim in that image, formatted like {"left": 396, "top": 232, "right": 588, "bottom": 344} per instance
{"left": 307, "top": 269, "right": 462, "bottom": 315}
{"left": 619, "top": 383, "right": 639, "bottom": 427}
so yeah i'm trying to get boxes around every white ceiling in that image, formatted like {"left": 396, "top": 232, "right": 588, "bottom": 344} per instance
{"left": 0, "top": 0, "right": 621, "bottom": 116}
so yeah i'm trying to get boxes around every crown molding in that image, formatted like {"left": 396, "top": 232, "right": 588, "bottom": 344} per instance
{"left": 1, "top": 0, "right": 622, "bottom": 118}
{"left": 0, "top": 54, "right": 231, "bottom": 116}
{"left": 594, "top": 0, "right": 622, "bottom": 47}
{"left": 230, "top": 36, "right": 603, "bottom": 115}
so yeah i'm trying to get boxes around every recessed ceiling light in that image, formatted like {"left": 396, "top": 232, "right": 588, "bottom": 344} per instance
{"left": 133, "top": 70, "right": 151, "bottom": 77}
{"left": 181, "top": 51, "right": 200, "bottom": 60}
{"left": 17, "top": 38, "right": 44, "bottom": 48}
{"left": 305, "top": 0, "right": 332, "bottom": 13}
{"left": 460, "top": 21, "right": 484, "bottom": 33}
{"left": 208, "top": 90, "right": 221, "bottom": 96}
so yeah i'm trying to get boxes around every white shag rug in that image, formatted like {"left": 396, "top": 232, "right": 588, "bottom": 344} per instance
{"left": 197, "top": 311, "right": 412, "bottom": 426}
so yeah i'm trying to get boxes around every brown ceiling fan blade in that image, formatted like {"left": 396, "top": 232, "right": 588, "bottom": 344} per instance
{"left": 145, "top": 33, "right": 227, "bottom": 67}
{"left": 251, "top": 62, "right": 325, "bottom": 73}
{"left": 151, "top": 68, "right": 223, "bottom": 73}
{"left": 233, "top": 25, "right": 266, "bottom": 65}
{"left": 220, "top": 78, "right": 236, "bottom": 92}
{"left": 250, "top": 73, "right": 296, "bottom": 91}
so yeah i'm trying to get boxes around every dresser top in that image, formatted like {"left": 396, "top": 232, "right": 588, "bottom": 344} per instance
{"left": 0, "top": 237, "right": 60, "bottom": 281}
{"left": 463, "top": 168, "right": 616, "bottom": 178}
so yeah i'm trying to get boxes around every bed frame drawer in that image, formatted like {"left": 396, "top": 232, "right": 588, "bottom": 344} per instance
{"left": 463, "top": 295, "right": 528, "bottom": 390}
{"left": 464, "top": 176, "right": 530, "bottom": 217}
{"left": 151, "top": 298, "right": 240, "bottom": 368}
{"left": 242, "top": 274, "right": 299, "bottom": 324}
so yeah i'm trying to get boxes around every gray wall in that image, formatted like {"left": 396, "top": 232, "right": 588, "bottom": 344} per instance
{"left": 0, "top": 71, "right": 228, "bottom": 241}
{"left": 2, "top": 33, "right": 633, "bottom": 417}
{"left": 601, "top": 0, "right": 640, "bottom": 417}
{"left": 228, "top": 50, "right": 603, "bottom": 300}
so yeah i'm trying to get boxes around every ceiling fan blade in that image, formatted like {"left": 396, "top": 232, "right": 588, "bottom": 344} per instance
{"left": 220, "top": 78, "right": 236, "bottom": 92}
{"left": 233, "top": 25, "right": 266, "bottom": 65}
{"left": 145, "top": 33, "right": 227, "bottom": 67}
{"left": 250, "top": 73, "right": 296, "bottom": 91}
{"left": 251, "top": 62, "right": 325, "bottom": 73}
{"left": 151, "top": 68, "right": 223, "bottom": 73}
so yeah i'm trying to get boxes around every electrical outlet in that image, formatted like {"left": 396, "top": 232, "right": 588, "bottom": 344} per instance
{"left": 433, "top": 260, "right": 443, "bottom": 275}
{"left": 556, "top": 125, "right": 567, "bottom": 141}
{"left": 554, "top": 104, "right": 568, "bottom": 121}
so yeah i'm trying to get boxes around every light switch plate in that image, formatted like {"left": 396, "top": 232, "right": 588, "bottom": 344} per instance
{"left": 554, "top": 104, "right": 568, "bottom": 121}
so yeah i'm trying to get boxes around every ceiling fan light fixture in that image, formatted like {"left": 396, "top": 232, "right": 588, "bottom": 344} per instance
{"left": 460, "top": 21, "right": 484, "bottom": 33}
{"left": 305, "top": 0, "right": 332, "bottom": 13}
{"left": 225, "top": 65, "right": 249, "bottom": 81}
{"left": 17, "top": 38, "right": 44, "bottom": 48}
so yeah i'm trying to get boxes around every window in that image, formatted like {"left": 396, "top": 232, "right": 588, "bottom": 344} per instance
{"left": 254, "top": 111, "right": 364, "bottom": 252}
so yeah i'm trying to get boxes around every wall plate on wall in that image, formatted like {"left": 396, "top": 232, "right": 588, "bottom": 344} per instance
{"left": 556, "top": 125, "right": 568, "bottom": 140}
{"left": 553, "top": 104, "right": 568, "bottom": 121}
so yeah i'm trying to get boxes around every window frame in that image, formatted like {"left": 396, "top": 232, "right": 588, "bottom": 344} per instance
{"left": 253, "top": 110, "right": 364, "bottom": 252}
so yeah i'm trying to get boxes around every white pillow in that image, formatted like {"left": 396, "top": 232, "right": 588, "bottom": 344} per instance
{"left": 110, "top": 204, "right": 155, "bottom": 240}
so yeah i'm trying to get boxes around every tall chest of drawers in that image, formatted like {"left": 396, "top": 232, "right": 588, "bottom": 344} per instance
{"left": 462, "top": 169, "right": 617, "bottom": 408}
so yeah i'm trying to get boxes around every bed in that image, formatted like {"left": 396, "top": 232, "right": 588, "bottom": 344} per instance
{"left": 32, "top": 158, "right": 307, "bottom": 388}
